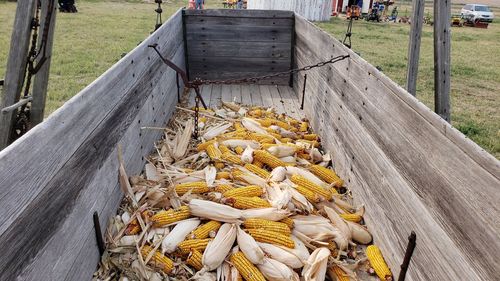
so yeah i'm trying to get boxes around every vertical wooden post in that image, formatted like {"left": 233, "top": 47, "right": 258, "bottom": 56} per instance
{"left": 405, "top": 0, "right": 424, "bottom": 96}
{"left": 434, "top": 0, "right": 451, "bottom": 122}
{"left": 31, "top": 0, "right": 57, "bottom": 126}
{"left": 0, "top": 0, "right": 37, "bottom": 149}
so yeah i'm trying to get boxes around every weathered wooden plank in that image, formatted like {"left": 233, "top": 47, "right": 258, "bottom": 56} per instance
{"left": 405, "top": 0, "right": 424, "bottom": 96}
{"left": 200, "top": 84, "right": 213, "bottom": 108}
{"left": 189, "top": 57, "right": 290, "bottom": 73}
{"left": 0, "top": 0, "right": 36, "bottom": 149}
{"left": 185, "top": 15, "right": 293, "bottom": 26}
{"left": 0, "top": 10, "right": 184, "bottom": 280}
{"left": 434, "top": 0, "right": 451, "bottom": 122}
{"left": 187, "top": 41, "right": 291, "bottom": 59}
{"left": 188, "top": 71, "right": 288, "bottom": 85}
{"left": 210, "top": 84, "right": 222, "bottom": 108}
{"left": 184, "top": 9, "right": 294, "bottom": 18}
{"left": 31, "top": 0, "right": 57, "bottom": 125}
{"left": 240, "top": 85, "right": 252, "bottom": 106}
{"left": 185, "top": 24, "right": 292, "bottom": 42}
{"left": 259, "top": 85, "right": 274, "bottom": 110}
{"left": 230, "top": 84, "right": 242, "bottom": 104}
{"left": 277, "top": 85, "right": 301, "bottom": 120}
{"left": 267, "top": 85, "right": 286, "bottom": 115}
{"left": 294, "top": 15, "right": 500, "bottom": 281}
{"left": 220, "top": 85, "right": 233, "bottom": 103}
{"left": 249, "top": 84, "right": 263, "bottom": 106}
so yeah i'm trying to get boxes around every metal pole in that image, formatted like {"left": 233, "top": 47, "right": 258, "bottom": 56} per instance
{"left": 398, "top": 231, "right": 417, "bottom": 281}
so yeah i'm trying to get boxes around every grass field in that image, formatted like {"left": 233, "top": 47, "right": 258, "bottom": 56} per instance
{"left": 1, "top": 0, "right": 498, "bottom": 158}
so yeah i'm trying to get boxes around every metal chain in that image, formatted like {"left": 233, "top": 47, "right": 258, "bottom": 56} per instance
{"left": 192, "top": 55, "right": 350, "bottom": 86}
{"left": 343, "top": 15, "right": 354, "bottom": 49}
{"left": 193, "top": 94, "right": 200, "bottom": 139}
{"left": 154, "top": 0, "right": 163, "bottom": 31}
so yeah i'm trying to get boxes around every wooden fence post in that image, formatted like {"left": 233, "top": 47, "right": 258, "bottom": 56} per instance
{"left": 31, "top": 0, "right": 57, "bottom": 126}
{"left": 434, "top": 0, "right": 451, "bottom": 122}
{"left": 0, "top": 0, "right": 37, "bottom": 149}
{"left": 405, "top": 0, "right": 424, "bottom": 96}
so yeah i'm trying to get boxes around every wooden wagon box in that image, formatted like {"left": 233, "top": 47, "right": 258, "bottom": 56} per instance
{"left": 0, "top": 9, "right": 498, "bottom": 281}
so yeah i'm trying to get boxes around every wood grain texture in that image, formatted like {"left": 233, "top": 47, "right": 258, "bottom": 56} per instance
{"left": 247, "top": 0, "right": 332, "bottom": 21}
{"left": 0, "top": 10, "right": 185, "bottom": 280}
{"left": 184, "top": 9, "right": 293, "bottom": 85}
{"left": 294, "top": 15, "right": 500, "bottom": 281}
{"left": 0, "top": 0, "right": 36, "bottom": 149}
{"left": 405, "top": 0, "right": 424, "bottom": 96}
{"left": 434, "top": 0, "right": 451, "bottom": 122}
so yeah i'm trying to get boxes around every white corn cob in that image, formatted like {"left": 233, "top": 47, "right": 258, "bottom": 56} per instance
{"left": 189, "top": 199, "right": 242, "bottom": 223}
{"left": 236, "top": 226, "right": 265, "bottom": 264}
{"left": 161, "top": 218, "right": 200, "bottom": 254}
{"left": 202, "top": 223, "right": 237, "bottom": 270}
{"left": 203, "top": 123, "right": 232, "bottom": 140}
{"left": 257, "top": 242, "right": 303, "bottom": 269}
{"left": 257, "top": 257, "right": 299, "bottom": 281}
{"left": 302, "top": 248, "right": 330, "bottom": 281}
{"left": 241, "top": 208, "right": 290, "bottom": 221}
{"left": 221, "top": 139, "right": 260, "bottom": 149}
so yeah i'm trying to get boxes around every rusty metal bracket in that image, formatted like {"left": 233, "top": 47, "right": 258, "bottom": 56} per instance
{"left": 398, "top": 231, "right": 416, "bottom": 281}
{"left": 148, "top": 43, "right": 207, "bottom": 109}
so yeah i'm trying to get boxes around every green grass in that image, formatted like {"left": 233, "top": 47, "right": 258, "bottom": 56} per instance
{"left": 1, "top": 0, "right": 499, "bottom": 158}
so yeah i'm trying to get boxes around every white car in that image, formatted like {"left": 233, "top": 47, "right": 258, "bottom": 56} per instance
{"left": 461, "top": 4, "right": 494, "bottom": 23}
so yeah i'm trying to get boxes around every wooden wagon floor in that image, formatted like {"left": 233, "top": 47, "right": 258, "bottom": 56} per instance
{"left": 188, "top": 84, "right": 303, "bottom": 120}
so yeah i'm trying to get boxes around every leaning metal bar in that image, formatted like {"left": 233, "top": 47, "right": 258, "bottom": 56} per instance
{"left": 398, "top": 231, "right": 417, "bottom": 281}
{"left": 1, "top": 96, "right": 33, "bottom": 113}
{"left": 300, "top": 73, "right": 307, "bottom": 110}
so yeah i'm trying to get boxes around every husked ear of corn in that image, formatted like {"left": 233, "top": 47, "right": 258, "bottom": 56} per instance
{"left": 125, "top": 219, "right": 141, "bottom": 235}
{"left": 230, "top": 251, "right": 266, "bottom": 281}
{"left": 151, "top": 206, "right": 190, "bottom": 227}
{"left": 215, "top": 184, "right": 234, "bottom": 193}
{"left": 140, "top": 245, "right": 174, "bottom": 274}
{"left": 340, "top": 213, "right": 362, "bottom": 223}
{"left": 366, "top": 245, "right": 392, "bottom": 281}
{"left": 329, "top": 265, "right": 350, "bottom": 281}
{"left": 294, "top": 184, "right": 321, "bottom": 203}
{"left": 190, "top": 220, "right": 222, "bottom": 239}
{"left": 244, "top": 218, "right": 291, "bottom": 234}
{"left": 219, "top": 144, "right": 232, "bottom": 154}
{"left": 290, "top": 174, "right": 332, "bottom": 201}
{"left": 197, "top": 139, "right": 216, "bottom": 152}
{"left": 175, "top": 181, "right": 209, "bottom": 195}
{"left": 309, "top": 165, "right": 344, "bottom": 187}
{"left": 243, "top": 164, "right": 270, "bottom": 179}
{"left": 231, "top": 196, "right": 272, "bottom": 209}
{"left": 246, "top": 229, "right": 295, "bottom": 248}
{"left": 299, "top": 122, "right": 308, "bottom": 132}
{"left": 253, "top": 150, "right": 287, "bottom": 169}
{"left": 252, "top": 160, "right": 264, "bottom": 168}
{"left": 186, "top": 249, "right": 204, "bottom": 271}
{"left": 216, "top": 171, "right": 231, "bottom": 179}
{"left": 215, "top": 161, "right": 225, "bottom": 169}
{"left": 234, "top": 146, "right": 244, "bottom": 154}
{"left": 302, "top": 133, "right": 318, "bottom": 141}
{"left": 206, "top": 144, "right": 223, "bottom": 160}
{"left": 222, "top": 152, "right": 243, "bottom": 165}
{"left": 223, "top": 185, "right": 263, "bottom": 198}
{"left": 177, "top": 238, "right": 211, "bottom": 254}
{"left": 279, "top": 217, "right": 294, "bottom": 229}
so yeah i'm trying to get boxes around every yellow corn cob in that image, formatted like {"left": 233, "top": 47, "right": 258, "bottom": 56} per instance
{"left": 279, "top": 217, "right": 294, "bottom": 229}
{"left": 253, "top": 150, "right": 287, "bottom": 169}
{"left": 175, "top": 181, "right": 209, "bottom": 195}
{"left": 191, "top": 220, "right": 222, "bottom": 239}
{"left": 246, "top": 229, "right": 295, "bottom": 248}
{"left": 216, "top": 171, "right": 231, "bottom": 180}
{"left": 177, "top": 238, "right": 211, "bottom": 254}
{"left": 199, "top": 117, "right": 207, "bottom": 123}
{"left": 215, "top": 162, "right": 225, "bottom": 169}
{"left": 252, "top": 160, "right": 264, "bottom": 168}
{"left": 299, "top": 122, "right": 308, "bottom": 132}
{"left": 222, "top": 152, "right": 243, "bottom": 165}
{"left": 302, "top": 134, "right": 318, "bottom": 141}
{"left": 125, "top": 218, "right": 141, "bottom": 235}
{"left": 231, "top": 196, "right": 272, "bottom": 209}
{"left": 197, "top": 140, "right": 216, "bottom": 152}
{"left": 297, "top": 152, "right": 311, "bottom": 160}
{"left": 219, "top": 144, "right": 232, "bottom": 154}
{"left": 289, "top": 127, "right": 299, "bottom": 133}
{"left": 230, "top": 251, "right": 266, "bottom": 281}
{"left": 366, "top": 245, "right": 392, "bottom": 281}
{"left": 249, "top": 108, "right": 263, "bottom": 117}
{"left": 267, "top": 131, "right": 283, "bottom": 140}
{"left": 331, "top": 265, "right": 350, "bottom": 281}
{"left": 330, "top": 187, "right": 339, "bottom": 195}
{"left": 249, "top": 133, "right": 274, "bottom": 144}
{"left": 140, "top": 245, "right": 173, "bottom": 274}
{"left": 206, "top": 144, "right": 222, "bottom": 160}
{"left": 289, "top": 118, "right": 300, "bottom": 126}
{"left": 186, "top": 249, "right": 203, "bottom": 271}
{"left": 340, "top": 213, "right": 363, "bottom": 223}
{"left": 244, "top": 163, "right": 270, "bottom": 179}
{"left": 273, "top": 119, "right": 291, "bottom": 130}
{"left": 243, "top": 218, "right": 291, "bottom": 234}
{"left": 309, "top": 165, "right": 344, "bottom": 187}
{"left": 280, "top": 137, "right": 293, "bottom": 143}
{"left": 290, "top": 174, "right": 332, "bottom": 200}
{"left": 234, "top": 146, "right": 244, "bottom": 154}
{"left": 256, "top": 118, "right": 273, "bottom": 127}
{"left": 151, "top": 206, "right": 190, "bottom": 227}
{"left": 215, "top": 184, "right": 234, "bottom": 193}
{"left": 294, "top": 185, "right": 320, "bottom": 203}
{"left": 223, "top": 185, "right": 263, "bottom": 198}
{"left": 301, "top": 140, "right": 320, "bottom": 148}
{"left": 231, "top": 169, "right": 247, "bottom": 183}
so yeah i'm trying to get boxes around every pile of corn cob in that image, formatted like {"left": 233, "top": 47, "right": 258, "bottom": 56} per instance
{"left": 93, "top": 101, "right": 393, "bottom": 281}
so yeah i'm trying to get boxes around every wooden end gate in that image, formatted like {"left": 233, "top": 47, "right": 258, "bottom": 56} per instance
{"left": 0, "top": 9, "right": 498, "bottom": 281}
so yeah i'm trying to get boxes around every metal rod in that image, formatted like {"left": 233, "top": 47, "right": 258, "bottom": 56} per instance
{"left": 93, "top": 211, "right": 105, "bottom": 257}
{"left": 176, "top": 73, "right": 180, "bottom": 102}
{"left": 1, "top": 96, "right": 32, "bottom": 113}
{"left": 300, "top": 74, "right": 307, "bottom": 110}
{"left": 0, "top": 80, "right": 4, "bottom": 86}
{"left": 398, "top": 231, "right": 417, "bottom": 281}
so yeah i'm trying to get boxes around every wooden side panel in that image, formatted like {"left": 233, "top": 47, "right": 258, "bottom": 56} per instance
{"left": 247, "top": 0, "right": 332, "bottom": 22}
{"left": 184, "top": 9, "right": 294, "bottom": 85}
{"left": 0, "top": 10, "right": 185, "bottom": 281}
{"left": 294, "top": 15, "right": 500, "bottom": 281}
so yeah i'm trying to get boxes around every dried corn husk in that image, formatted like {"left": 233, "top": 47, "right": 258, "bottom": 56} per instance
{"left": 173, "top": 119, "right": 194, "bottom": 160}
{"left": 241, "top": 145, "right": 254, "bottom": 163}
{"left": 221, "top": 139, "right": 260, "bottom": 149}
{"left": 269, "top": 166, "right": 287, "bottom": 182}
{"left": 236, "top": 225, "right": 265, "bottom": 264}
{"left": 241, "top": 208, "right": 290, "bottom": 221}
{"left": 257, "top": 242, "right": 303, "bottom": 268}
{"left": 241, "top": 118, "right": 268, "bottom": 134}
{"left": 162, "top": 218, "right": 200, "bottom": 253}
{"left": 347, "top": 221, "right": 372, "bottom": 244}
{"left": 202, "top": 223, "right": 237, "bottom": 270}
{"left": 267, "top": 145, "right": 296, "bottom": 158}
{"left": 189, "top": 199, "right": 242, "bottom": 223}
{"left": 257, "top": 257, "right": 299, "bottom": 281}
{"left": 302, "top": 247, "right": 330, "bottom": 281}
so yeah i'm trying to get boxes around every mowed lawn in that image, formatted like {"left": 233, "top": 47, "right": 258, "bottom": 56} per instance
{"left": 1, "top": 0, "right": 499, "bottom": 158}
